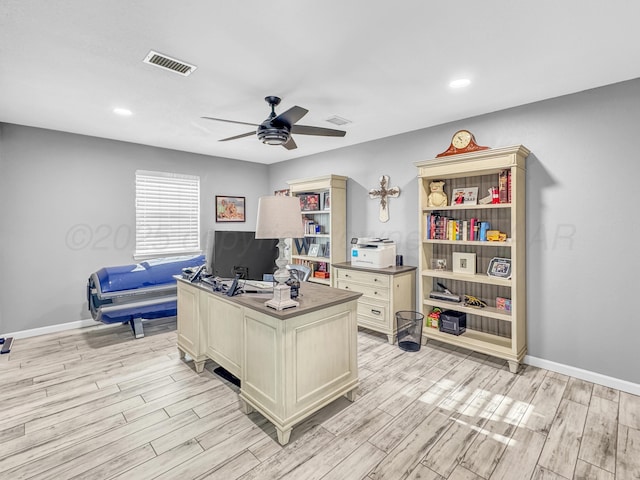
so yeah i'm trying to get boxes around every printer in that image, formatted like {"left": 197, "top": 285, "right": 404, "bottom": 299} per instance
{"left": 350, "top": 238, "right": 396, "bottom": 269}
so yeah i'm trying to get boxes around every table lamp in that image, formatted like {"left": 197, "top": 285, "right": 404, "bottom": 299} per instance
{"left": 255, "top": 195, "right": 304, "bottom": 310}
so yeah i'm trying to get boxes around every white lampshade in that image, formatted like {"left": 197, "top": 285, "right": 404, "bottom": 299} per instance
{"left": 255, "top": 196, "right": 304, "bottom": 239}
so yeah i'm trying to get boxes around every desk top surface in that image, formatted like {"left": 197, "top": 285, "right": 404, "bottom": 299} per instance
{"left": 178, "top": 278, "right": 361, "bottom": 320}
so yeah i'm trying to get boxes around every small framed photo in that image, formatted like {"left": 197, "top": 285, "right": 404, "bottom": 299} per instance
{"left": 323, "top": 192, "right": 330, "bottom": 210}
{"left": 452, "top": 252, "right": 476, "bottom": 275}
{"left": 298, "top": 193, "right": 321, "bottom": 211}
{"left": 216, "top": 196, "right": 245, "bottom": 222}
{"left": 431, "top": 258, "right": 447, "bottom": 271}
{"left": 274, "top": 188, "right": 290, "bottom": 196}
{"left": 451, "top": 187, "right": 479, "bottom": 205}
{"left": 308, "top": 244, "right": 321, "bottom": 257}
{"left": 487, "top": 257, "right": 512, "bottom": 279}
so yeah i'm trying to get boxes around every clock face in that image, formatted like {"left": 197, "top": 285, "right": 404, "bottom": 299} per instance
{"left": 452, "top": 130, "right": 472, "bottom": 149}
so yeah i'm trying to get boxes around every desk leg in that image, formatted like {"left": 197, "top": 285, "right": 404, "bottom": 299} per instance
{"left": 194, "top": 361, "right": 205, "bottom": 373}
{"left": 240, "top": 398, "right": 254, "bottom": 415}
{"left": 345, "top": 388, "right": 357, "bottom": 402}
{"left": 276, "top": 428, "right": 292, "bottom": 446}
{"left": 386, "top": 334, "right": 396, "bottom": 344}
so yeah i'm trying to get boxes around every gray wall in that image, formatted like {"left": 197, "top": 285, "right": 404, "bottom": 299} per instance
{"left": 269, "top": 78, "right": 640, "bottom": 384}
{"left": 1, "top": 78, "right": 639, "bottom": 384}
{"left": 0, "top": 125, "right": 269, "bottom": 333}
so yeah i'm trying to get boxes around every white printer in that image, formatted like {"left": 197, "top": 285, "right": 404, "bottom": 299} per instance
{"left": 350, "top": 238, "right": 396, "bottom": 269}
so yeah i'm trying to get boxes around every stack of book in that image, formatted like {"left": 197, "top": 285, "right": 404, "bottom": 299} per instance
{"left": 425, "top": 214, "right": 491, "bottom": 241}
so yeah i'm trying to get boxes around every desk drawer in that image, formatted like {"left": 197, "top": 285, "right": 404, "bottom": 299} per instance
{"left": 357, "top": 300, "right": 389, "bottom": 329}
{"left": 336, "top": 280, "right": 389, "bottom": 301}
{"left": 335, "top": 269, "right": 390, "bottom": 287}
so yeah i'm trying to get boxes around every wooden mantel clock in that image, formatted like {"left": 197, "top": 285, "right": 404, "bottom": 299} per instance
{"left": 436, "top": 130, "right": 489, "bottom": 157}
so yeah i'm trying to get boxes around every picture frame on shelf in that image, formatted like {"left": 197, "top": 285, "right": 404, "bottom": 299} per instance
{"left": 451, "top": 187, "right": 479, "bottom": 205}
{"left": 308, "top": 244, "right": 321, "bottom": 257}
{"left": 323, "top": 192, "right": 331, "bottom": 210}
{"left": 431, "top": 258, "right": 447, "bottom": 271}
{"left": 298, "top": 193, "right": 321, "bottom": 211}
{"left": 487, "top": 257, "right": 512, "bottom": 279}
{"left": 323, "top": 242, "right": 330, "bottom": 258}
{"left": 274, "top": 188, "right": 290, "bottom": 196}
{"left": 452, "top": 252, "right": 476, "bottom": 275}
{"left": 215, "top": 196, "right": 245, "bottom": 222}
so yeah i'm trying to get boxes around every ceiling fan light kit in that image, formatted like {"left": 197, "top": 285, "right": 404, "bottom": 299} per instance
{"left": 202, "top": 96, "right": 346, "bottom": 150}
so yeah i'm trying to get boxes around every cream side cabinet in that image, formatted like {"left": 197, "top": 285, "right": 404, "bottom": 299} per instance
{"left": 287, "top": 174, "right": 347, "bottom": 287}
{"left": 176, "top": 280, "right": 207, "bottom": 372}
{"left": 334, "top": 263, "right": 416, "bottom": 344}
{"left": 415, "top": 145, "right": 529, "bottom": 373}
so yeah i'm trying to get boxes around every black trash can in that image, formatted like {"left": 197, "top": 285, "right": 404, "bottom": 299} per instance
{"left": 396, "top": 311, "right": 425, "bottom": 352}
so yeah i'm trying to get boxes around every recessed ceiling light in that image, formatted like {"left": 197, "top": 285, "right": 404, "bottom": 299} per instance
{"left": 449, "top": 78, "right": 471, "bottom": 89}
{"left": 113, "top": 107, "right": 133, "bottom": 116}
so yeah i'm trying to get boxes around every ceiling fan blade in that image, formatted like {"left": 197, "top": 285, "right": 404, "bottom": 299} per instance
{"left": 291, "top": 124, "right": 346, "bottom": 137}
{"left": 282, "top": 136, "right": 298, "bottom": 150}
{"left": 219, "top": 131, "right": 255, "bottom": 142}
{"left": 274, "top": 106, "right": 308, "bottom": 127}
{"left": 201, "top": 117, "right": 259, "bottom": 127}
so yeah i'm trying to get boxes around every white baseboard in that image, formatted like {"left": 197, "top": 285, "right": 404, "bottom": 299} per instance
{"left": 3, "top": 318, "right": 113, "bottom": 340}
{"left": 525, "top": 355, "right": 640, "bottom": 396}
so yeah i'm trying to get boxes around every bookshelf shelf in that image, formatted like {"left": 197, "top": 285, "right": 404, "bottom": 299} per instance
{"left": 415, "top": 145, "right": 529, "bottom": 373}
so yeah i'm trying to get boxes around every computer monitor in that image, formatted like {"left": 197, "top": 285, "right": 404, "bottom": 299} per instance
{"left": 206, "top": 230, "right": 278, "bottom": 281}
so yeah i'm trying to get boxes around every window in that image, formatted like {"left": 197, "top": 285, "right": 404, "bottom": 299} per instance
{"left": 135, "top": 170, "right": 200, "bottom": 258}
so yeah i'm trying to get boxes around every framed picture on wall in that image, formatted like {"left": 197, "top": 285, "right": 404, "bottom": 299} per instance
{"left": 274, "top": 189, "right": 290, "bottom": 196}
{"left": 216, "top": 196, "right": 245, "bottom": 222}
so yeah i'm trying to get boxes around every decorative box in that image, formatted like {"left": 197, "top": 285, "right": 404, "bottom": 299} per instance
{"left": 496, "top": 297, "right": 512, "bottom": 311}
{"left": 313, "top": 271, "right": 330, "bottom": 279}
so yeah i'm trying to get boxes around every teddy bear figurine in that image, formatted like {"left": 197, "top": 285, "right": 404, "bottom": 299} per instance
{"left": 427, "top": 180, "right": 448, "bottom": 207}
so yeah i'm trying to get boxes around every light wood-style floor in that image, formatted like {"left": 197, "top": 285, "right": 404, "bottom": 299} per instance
{"left": 1, "top": 318, "right": 639, "bottom": 480}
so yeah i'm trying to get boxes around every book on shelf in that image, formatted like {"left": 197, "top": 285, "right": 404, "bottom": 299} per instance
{"left": 425, "top": 213, "right": 495, "bottom": 242}
{"left": 499, "top": 169, "right": 512, "bottom": 204}
{"left": 498, "top": 170, "right": 508, "bottom": 203}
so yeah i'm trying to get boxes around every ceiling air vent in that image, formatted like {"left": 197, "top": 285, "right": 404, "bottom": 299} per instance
{"left": 143, "top": 50, "right": 197, "bottom": 76}
{"left": 325, "top": 115, "right": 352, "bottom": 126}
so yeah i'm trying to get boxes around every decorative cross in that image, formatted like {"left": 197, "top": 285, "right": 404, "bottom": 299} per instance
{"left": 369, "top": 175, "right": 400, "bottom": 223}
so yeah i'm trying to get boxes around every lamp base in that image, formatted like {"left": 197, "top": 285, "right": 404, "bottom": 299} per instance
{"left": 265, "top": 284, "right": 299, "bottom": 311}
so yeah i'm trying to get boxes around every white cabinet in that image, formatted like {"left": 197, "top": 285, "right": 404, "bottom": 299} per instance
{"left": 334, "top": 262, "right": 416, "bottom": 344}
{"left": 176, "top": 280, "right": 207, "bottom": 372}
{"left": 415, "top": 145, "right": 529, "bottom": 373}
{"left": 287, "top": 174, "right": 347, "bottom": 286}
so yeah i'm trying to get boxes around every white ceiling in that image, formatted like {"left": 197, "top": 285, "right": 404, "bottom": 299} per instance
{"left": 1, "top": 1, "right": 639, "bottom": 165}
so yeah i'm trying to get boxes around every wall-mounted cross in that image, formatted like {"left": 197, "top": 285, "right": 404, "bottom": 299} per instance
{"left": 369, "top": 175, "right": 400, "bottom": 223}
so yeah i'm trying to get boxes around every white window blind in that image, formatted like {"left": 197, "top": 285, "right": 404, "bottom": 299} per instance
{"left": 135, "top": 170, "right": 200, "bottom": 258}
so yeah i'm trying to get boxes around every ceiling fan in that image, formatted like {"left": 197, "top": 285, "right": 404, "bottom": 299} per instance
{"left": 201, "top": 96, "right": 346, "bottom": 150}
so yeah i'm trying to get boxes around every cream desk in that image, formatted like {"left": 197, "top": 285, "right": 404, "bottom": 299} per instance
{"left": 176, "top": 278, "right": 361, "bottom": 445}
{"left": 333, "top": 262, "right": 416, "bottom": 344}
